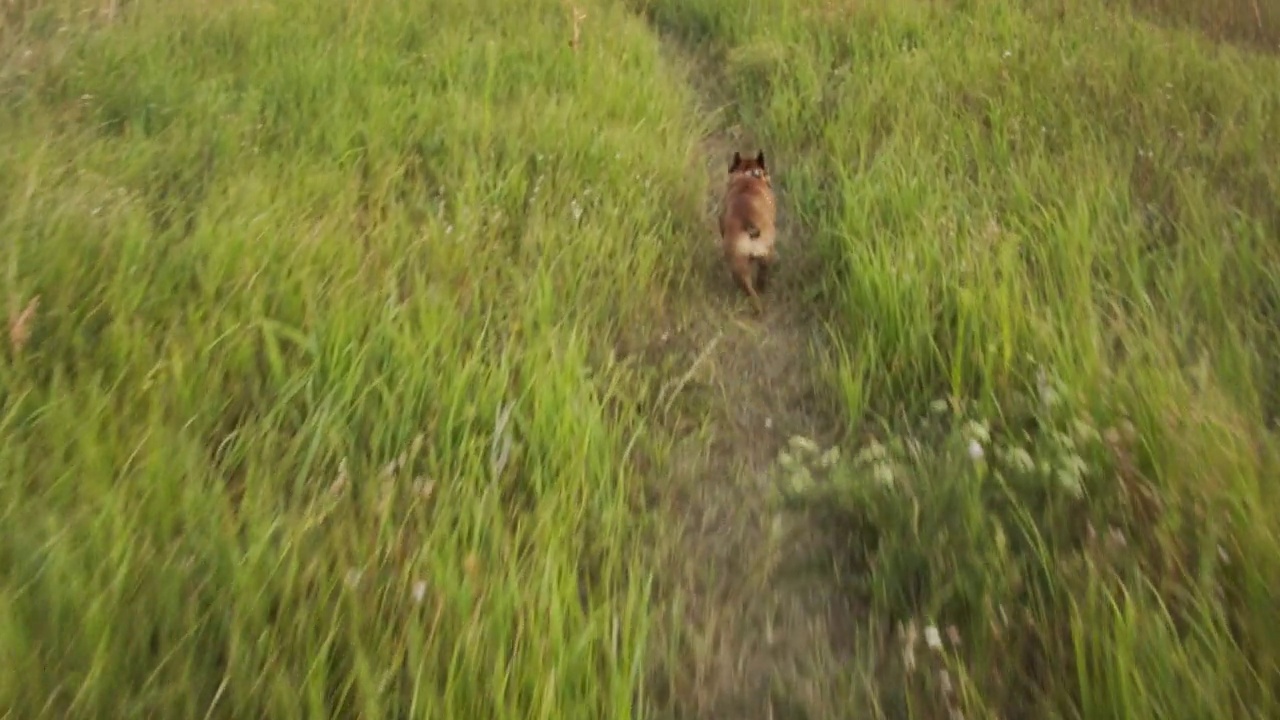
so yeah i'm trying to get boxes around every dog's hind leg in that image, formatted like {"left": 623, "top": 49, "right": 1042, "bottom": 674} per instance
{"left": 730, "top": 253, "right": 764, "bottom": 315}
{"left": 754, "top": 257, "right": 771, "bottom": 294}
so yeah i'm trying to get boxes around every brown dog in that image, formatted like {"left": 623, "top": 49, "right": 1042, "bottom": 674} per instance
{"left": 718, "top": 150, "right": 777, "bottom": 314}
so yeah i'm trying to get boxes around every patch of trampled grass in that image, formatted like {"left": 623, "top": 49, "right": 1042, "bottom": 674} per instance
{"left": 1120, "top": 0, "right": 1280, "bottom": 52}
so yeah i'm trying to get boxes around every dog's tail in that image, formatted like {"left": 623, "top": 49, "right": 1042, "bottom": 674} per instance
{"left": 732, "top": 225, "right": 768, "bottom": 262}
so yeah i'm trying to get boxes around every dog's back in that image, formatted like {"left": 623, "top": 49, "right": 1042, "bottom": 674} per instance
{"left": 718, "top": 150, "right": 778, "bottom": 313}
{"left": 721, "top": 177, "right": 775, "bottom": 250}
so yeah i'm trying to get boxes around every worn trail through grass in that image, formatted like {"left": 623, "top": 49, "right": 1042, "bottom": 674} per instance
{"left": 634, "top": 22, "right": 856, "bottom": 719}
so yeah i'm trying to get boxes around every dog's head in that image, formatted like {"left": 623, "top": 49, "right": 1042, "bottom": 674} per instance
{"left": 729, "top": 150, "right": 770, "bottom": 185}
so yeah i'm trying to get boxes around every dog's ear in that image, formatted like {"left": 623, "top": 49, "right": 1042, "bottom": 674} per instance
{"left": 756, "top": 150, "right": 766, "bottom": 169}
{"left": 730, "top": 151, "right": 744, "bottom": 172}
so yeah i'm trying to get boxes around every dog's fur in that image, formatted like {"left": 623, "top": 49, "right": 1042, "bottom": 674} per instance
{"left": 718, "top": 150, "right": 777, "bottom": 314}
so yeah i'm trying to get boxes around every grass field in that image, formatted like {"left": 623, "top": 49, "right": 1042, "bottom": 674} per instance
{"left": 2, "top": 0, "right": 1278, "bottom": 718}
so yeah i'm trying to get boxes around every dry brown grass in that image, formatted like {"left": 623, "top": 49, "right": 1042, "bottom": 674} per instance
{"left": 1120, "top": 0, "right": 1279, "bottom": 51}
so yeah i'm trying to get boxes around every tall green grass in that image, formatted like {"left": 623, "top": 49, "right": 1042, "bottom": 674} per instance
{"left": 1, "top": 0, "right": 705, "bottom": 716}
{"left": 633, "top": 0, "right": 1280, "bottom": 716}
{"left": 6, "top": 0, "right": 1280, "bottom": 717}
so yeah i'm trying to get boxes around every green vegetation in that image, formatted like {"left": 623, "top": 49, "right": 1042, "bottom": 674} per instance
{"left": 3, "top": 0, "right": 1278, "bottom": 718}
{"left": 2, "top": 0, "right": 703, "bottom": 716}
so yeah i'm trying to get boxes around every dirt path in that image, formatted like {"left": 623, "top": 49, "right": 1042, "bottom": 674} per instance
{"left": 635, "top": 24, "right": 861, "bottom": 720}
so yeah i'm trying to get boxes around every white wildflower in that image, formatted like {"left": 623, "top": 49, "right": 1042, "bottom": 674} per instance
{"left": 788, "top": 467, "right": 814, "bottom": 494}
{"left": 903, "top": 621, "right": 919, "bottom": 672}
{"left": 777, "top": 451, "right": 796, "bottom": 471}
{"left": 1007, "top": 446, "right": 1034, "bottom": 473}
{"left": 788, "top": 435, "right": 819, "bottom": 455}
{"left": 856, "top": 440, "right": 887, "bottom": 466}
{"left": 925, "top": 625, "right": 942, "bottom": 651}
{"left": 1057, "top": 467, "right": 1084, "bottom": 498}
{"left": 873, "top": 462, "right": 894, "bottom": 486}
{"left": 963, "top": 419, "right": 990, "bottom": 444}
{"left": 939, "top": 668, "right": 953, "bottom": 695}
{"left": 818, "top": 446, "right": 841, "bottom": 468}
{"left": 1036, "top": 367, "right": 1059, "bottom": 407}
